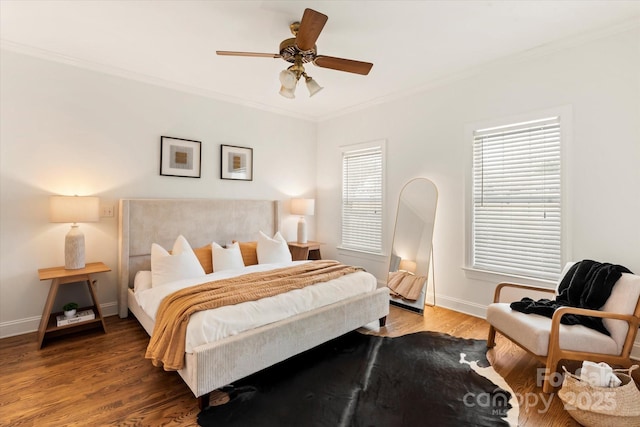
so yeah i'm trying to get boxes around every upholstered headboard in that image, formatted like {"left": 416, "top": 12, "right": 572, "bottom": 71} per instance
{"left": 117, "top": 198, "right": 281, "bottom": 317}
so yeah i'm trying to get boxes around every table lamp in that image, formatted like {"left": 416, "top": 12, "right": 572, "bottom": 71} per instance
{"left": 49, "top": 196, "right": 99, "bottom": 269}
{"left": 291, "top": 198, "right": 315, "bottom": 244}
{"left": 399, "top": 259, "right": 417, "bottom": 274}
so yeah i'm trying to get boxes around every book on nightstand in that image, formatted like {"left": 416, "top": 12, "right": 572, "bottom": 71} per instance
{"left": 56, "top": 309, "right": 95, "bottom": 327}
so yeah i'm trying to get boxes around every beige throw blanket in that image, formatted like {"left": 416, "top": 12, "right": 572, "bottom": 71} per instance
{"left": 146, "top": 260, "right": 363, "bottom": 370}
{"left": 387, "top": 270, "right": 427, "bottom": 301}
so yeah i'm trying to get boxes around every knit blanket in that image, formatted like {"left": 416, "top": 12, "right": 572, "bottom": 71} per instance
{"left": 146, "top": 260, "right": 363, "bottom": 371}
{"left": 387, "top": 270, "right": 427, "bottom": 301}
{"left": 510, "top": 260, "right": 632, "bottom": 335}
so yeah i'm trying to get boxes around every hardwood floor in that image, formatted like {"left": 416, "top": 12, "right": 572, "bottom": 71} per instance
{"left": 1, "top": 306, "right": 636, "bottom": 426}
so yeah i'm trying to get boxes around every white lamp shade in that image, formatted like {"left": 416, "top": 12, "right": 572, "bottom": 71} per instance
{"left": 279, "top": 69, "right": 297, "bottom": 89}
{"left": 306, "top": 78, "right": 323, "bottom": 97}
{"left": 399, "top": 259, "right": 417, "bottom": 274}
{"left": 279, "top": 85, "right": 296, "bottom": 99}
{"left": 49, "top": 196, "right": 99, "bottom": 223}
{"left": 291, "top": 198, "right": 315, "bottom": 216}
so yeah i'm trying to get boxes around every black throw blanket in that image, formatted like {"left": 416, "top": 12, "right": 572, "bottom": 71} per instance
{"left": 510, "top": 260, "right": 632, "bottom": 335}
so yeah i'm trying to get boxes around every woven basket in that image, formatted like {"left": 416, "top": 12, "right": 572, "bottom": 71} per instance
{"left": 558, "top": 365, "right": 640, "bottom": 427}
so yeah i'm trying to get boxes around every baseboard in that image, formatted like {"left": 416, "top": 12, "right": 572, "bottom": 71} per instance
{"left": 0, "top": 301, "right": 119, "bottom": 339}
{"left": 432, "top": 294, "right": 487, "bottom": 319}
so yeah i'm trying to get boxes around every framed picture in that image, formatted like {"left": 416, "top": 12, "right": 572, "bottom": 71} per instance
{"left": 221, "top": 144, "right": 253, "bottom": 181}
{"left": 160, "top": 136, "right": 201, "bottom": 178}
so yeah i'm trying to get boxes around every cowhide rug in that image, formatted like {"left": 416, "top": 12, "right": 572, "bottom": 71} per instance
{"left": 198, "top": 331, "right": 519, "bottom": 427}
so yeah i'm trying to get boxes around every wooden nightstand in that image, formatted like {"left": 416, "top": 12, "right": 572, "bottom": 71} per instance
{"left": 288, "top": 241, "right": 322, "bottom": 261}
{"left": 37, "top": 262, "right": 110, "bottom": 349}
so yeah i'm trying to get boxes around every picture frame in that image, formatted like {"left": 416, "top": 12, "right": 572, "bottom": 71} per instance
{"left": 220, "top": 144, "right": 253, "bottom": 181}
{"left": 160, "top": 136, "right": 201, "bottom": 178}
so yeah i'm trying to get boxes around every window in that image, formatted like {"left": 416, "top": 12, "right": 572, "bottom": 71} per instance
{"left": 341, "top": 141, "right": 385, "bottom": 254}
{"left": 472, "top": 116, "right": 562, "bottom": 280}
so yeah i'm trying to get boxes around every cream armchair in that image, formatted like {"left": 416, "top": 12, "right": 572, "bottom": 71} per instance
{"left": 486, "top": 265, "right": 640, "bottom": 393}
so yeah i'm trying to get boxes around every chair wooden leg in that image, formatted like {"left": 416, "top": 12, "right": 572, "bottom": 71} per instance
{"left": 543, "top": 356, "right": 560, "bottom": 393}
{"left": 487, "top": 325, "right": 497, "bottom": 348}
{"left": 542, "top": 370, "right": 556, "bottom": 393}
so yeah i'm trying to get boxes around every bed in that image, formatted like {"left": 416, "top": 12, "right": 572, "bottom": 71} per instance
{"left": 117, "top": 198, "right": 390, "bottom": 408}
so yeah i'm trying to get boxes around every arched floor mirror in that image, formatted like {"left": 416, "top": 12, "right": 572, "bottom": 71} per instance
{"left": 388, "top": 178, "right": 438, "bottom": 314}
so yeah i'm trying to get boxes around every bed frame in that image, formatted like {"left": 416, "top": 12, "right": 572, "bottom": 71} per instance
{"left": 117, "top": 198, "right": 390, "bottom": 409}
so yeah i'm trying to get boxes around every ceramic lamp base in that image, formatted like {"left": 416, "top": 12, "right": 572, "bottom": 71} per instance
{"left": 297, "top": 217, "right": 308, "bottom": 244}
{"left": 65, "top": 225, "right": 85, "bottom": 269}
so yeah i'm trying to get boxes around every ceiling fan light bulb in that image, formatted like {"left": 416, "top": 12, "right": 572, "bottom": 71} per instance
{"left": 306, "top": 77, "right": 323, "bottom": 97}
{"left": 279, "top": 85, "right": 296, "bottom": 99}
{"left": 279, "top": 69, "right": 297, "bottom": 89}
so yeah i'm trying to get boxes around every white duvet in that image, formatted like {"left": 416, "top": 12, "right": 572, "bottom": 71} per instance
{"left": 134, "top": 261, "right": 378, "bottom": 353}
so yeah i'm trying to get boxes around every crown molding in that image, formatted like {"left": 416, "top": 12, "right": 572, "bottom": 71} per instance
{"left": 316, "top": 18, "right": 640, "bottom": 122}
{"left": 2, "top": 17, "right": 638, "bottom": 124}
{"left": 0, "top": 39, "right": 316, "bottom": 122}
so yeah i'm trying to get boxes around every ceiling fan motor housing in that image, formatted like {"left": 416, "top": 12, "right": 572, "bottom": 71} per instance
{"left": 279, "top": 37, "right": 316, "bottom": 64}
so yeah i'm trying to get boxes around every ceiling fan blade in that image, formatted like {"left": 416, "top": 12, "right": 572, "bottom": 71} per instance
{"left": 314, "top": 56, "right": 373, "bottom": 75}
{"left": 296, "top": 8, "right": 328, "bottom": 51}
{"left": 216, "top": 51, "right": 281, "bottom": 58}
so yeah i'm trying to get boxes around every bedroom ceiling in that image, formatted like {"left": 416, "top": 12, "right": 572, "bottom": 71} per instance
{"left": 1, "top": 1, "right": 639, "bottom": 121}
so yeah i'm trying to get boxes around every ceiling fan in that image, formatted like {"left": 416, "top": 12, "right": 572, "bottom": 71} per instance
{"left": 216, "top": 8, "right": 373, "bottom": 99}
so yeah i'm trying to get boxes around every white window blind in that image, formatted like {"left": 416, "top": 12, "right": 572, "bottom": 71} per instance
{"left": 472, "top": 116, "right": 561, "bottom": 280}
{"left": 342, "top": 145, "right": 383, "bottom": 253}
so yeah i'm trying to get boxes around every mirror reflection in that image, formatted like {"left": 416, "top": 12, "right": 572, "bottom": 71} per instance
{"left": 388, "top": 178, "right": 438, "bottom": 314}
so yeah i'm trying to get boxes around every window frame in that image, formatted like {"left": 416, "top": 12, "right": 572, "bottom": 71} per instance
{"left": 338, "top": 139, "right": 387, "bottom": 256}
{"left": 464, "top": 106, "right": 572, "bottom": 283}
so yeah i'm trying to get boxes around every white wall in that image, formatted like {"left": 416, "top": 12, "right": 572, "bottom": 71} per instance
{"left": 2, "top": 27, "right": 639, "bottom": 360}
{"left": 0, "top": 50, "right": 317, "bottom": 337}
{"left": 317, "top": 28, "right": 640, "bottom": 355}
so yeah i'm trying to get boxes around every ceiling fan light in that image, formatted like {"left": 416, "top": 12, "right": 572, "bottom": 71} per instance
{"left": 279, "top": 69, "right": 298, "bottom": 89}
{"left": 305, "top": 77, "right": 323, "bottom": 97}
{"left": 279, "top": 85, "right": 296, "bottom": 99}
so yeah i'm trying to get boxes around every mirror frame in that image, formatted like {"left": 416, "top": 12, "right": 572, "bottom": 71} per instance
{"left": 387, "top": 177, "right": 438, "bottom": 314}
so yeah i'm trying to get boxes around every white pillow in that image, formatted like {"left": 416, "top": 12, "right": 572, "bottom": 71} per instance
{"left": 212, "top": 242, "right": 245, "bottom": 271}
{"left": 151, "top": 235, "right": 206, "bottom": 287}
{"left": 257, "top": 231, "right": 292, "bottom": 264}
{"left": 133, "top": 270, "right": 152, "bottom": 293}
